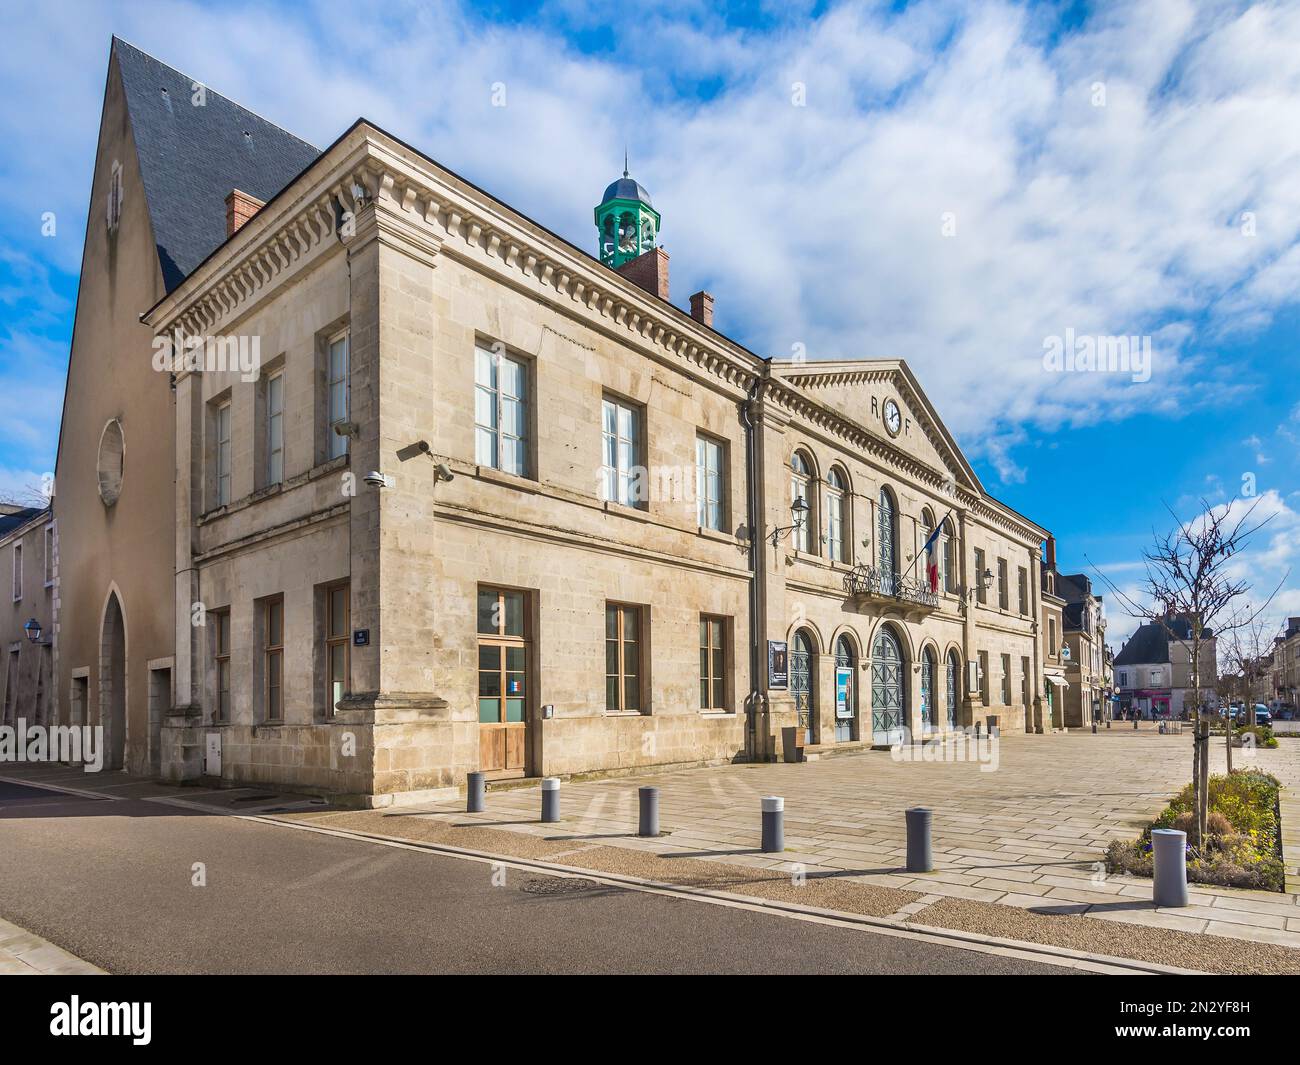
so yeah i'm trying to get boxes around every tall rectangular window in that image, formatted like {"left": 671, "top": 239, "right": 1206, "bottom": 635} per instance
{"left": 997, "top": 558, "right": 1009, "bottom": 609}
{"left": 601, "top": 397, "right": 642, "bottom": 507}
{"left": 475, "top": 344, "right": 529, "bottom": 476}
{"left": 978, "top": 650, "right": 990, "bottom": 704}
{"left": 213, "top": 609, "right": 231, "bottom": 723}
{"left": 44, "top": 525, "right": 53, "bottom": 585}
{"left": 327, "top": 332, "right": 349, "bottom": 459}
{"left": 605, "top": 603, "right": 642, "bottom": 712}
{"left": 1017, "top": 566, "right": 1028, "bottom": 615}
{"left": 266, "top": 370, "right": 285, "bottom": 485}
{"left": 700, "top": 615, "right": 727, "bottom": 710}
{"left": 325, "top": 583, "right": 349, "bottom": 716}
{"left": 11, "top": 543, "right": 21, "bottom": 601}
{"left": 1021, "top": 655, "right": 1031, "bottom": 707}
{"left": 695, "top": 435, "right": 723, "bottom": 530}
{"left": 1001, "top": 653, "right": 1012, "bottom": 704}
{"left": 1049, "top": 617, "right": 1057, "bottom": 657}
{"left": 974, "top": 548, "right": 987, "bottom": 604}
{"left": 215, "top": 400, "right": 232, "bottom": 506}
{"left": 263, "top": 597, "right": 284, "bottom": 722}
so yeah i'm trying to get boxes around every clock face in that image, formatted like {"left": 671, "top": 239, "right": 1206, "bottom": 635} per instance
{"left": 883, "top": 399, "right": 902, "bottom": 437}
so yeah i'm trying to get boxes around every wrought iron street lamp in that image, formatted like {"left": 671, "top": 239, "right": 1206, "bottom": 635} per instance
{"left": 23, "top": 617, "right": 41, "bottom": 644}
{"left": 770, "top": 495, "right": 809, "bottom": 547}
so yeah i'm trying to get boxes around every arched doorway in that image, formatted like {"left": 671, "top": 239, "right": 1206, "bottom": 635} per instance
{"left": 833, "top": 635, "right": 858, "bottom": 742}
{"left": 946, "top": 650, "right": 960, "bottom": 729}
{"left": 920, "top": 647, "right": 936, "bottom": 734}
{"left": 100, "top": 591, "right": 127, "bottom": 770}
{"left": 871, "top": 626, "right": 906, "bottom": 744}
{"left": 791, "top": 630, "right": 815, "bottom": 744}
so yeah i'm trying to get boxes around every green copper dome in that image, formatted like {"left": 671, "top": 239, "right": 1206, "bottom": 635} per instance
{"left": 595, "top": 166, "right": 660, "bottom": 269}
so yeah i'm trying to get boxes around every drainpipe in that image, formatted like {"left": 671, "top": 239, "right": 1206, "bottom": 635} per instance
{"left": 740, "top": 370, "right": 767, "bottom": 761}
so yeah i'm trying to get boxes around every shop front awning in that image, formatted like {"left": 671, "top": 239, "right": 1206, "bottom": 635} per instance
{"left": 1044, "top": 675, "right": 1070, "bottom": 691}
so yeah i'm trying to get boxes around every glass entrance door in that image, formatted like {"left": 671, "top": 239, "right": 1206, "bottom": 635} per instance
{"left": 477, "top": 588, "right": 529, "bottom": 775}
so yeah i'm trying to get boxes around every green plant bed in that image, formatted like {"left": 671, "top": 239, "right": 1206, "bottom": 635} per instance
{"left": 1106, "top": 770, "right": 1285, "bottom": 892}
{"left": 1207, "top": 723, "right": 1278, "bottom": 747}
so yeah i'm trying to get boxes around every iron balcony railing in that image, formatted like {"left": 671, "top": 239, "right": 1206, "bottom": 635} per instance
{"left": 843, "top": 565, "right": 939, "bottom": 609}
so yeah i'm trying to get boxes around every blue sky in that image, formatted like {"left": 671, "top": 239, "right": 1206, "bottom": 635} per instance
{"left": 1, "top": 0, "right": 1297, "bottom": 647}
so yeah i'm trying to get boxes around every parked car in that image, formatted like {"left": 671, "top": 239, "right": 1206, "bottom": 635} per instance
{"left": 1236, "top": 704, "right": 1271, "bottom": 727}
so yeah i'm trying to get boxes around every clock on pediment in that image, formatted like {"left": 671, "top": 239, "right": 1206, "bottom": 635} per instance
{"left": 882, "top": 398, "right": 902, "bottom": 438}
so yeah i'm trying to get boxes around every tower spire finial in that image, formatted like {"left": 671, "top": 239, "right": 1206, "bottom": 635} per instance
{"left": 623, "top": 147, "right": 629, "bottom": 178}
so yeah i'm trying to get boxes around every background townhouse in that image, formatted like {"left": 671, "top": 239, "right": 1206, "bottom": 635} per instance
{"left": 1056, "top": 570, "right": 1106, "bottom": 727}
{"left": 1114, "top": 615, "right": 1217, "bottom": 718}
{"left": 0, "top": 506, "right": 55, "bottom": 724}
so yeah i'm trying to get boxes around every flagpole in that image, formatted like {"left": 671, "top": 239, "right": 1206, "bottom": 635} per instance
{"left": 902, "top": 509, "right": 954, "bottom": 580}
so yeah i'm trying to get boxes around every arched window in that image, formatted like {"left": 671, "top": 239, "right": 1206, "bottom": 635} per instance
{"left": 941, "top": 519, "right": 956, "bottom": 593}
{"left": 921, "top": 507, "right": 937, "bottom": 592}
{"left": 791, "top": 452, "right": 814, "bottom": 553}
{"left": 834, "top": 634, "right": 858, "bottom": 742}
{"left": 877, "top": 487, "right": 897, "bottom": 589}
{"left": 826, "top": 468, "right": 849, "bottom": 563}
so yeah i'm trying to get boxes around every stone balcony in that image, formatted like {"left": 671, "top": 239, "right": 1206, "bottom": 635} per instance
{"left": 842, "top": 564, "right": 939, "bottom": 618}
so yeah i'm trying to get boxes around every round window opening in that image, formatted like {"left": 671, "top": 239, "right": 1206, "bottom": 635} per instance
{"left": 97, "top": 419, "right": 125, "bottom": 506}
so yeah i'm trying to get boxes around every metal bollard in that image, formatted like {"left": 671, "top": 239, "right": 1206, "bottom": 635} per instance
{"left": 906, "top": 807, "right": 933, "bottom": 873}
{"left": 541, "top": 777, "right": 560, "bottom": 823}
{"left": 1133, "top": 716, "right": 1139, "bottom": 730}
{"left": 466, "top": 771, "right": 486, "bottom": 813}
{"left": 1106, "top": 717, "right": 1111, "bottom": 729}
{"left": 1091, "top": 722, "right": 1097, "bottom": 734}
{"left": 1152, "top": 828, "right": 1189, "bottom": 907}
{"left": 638, "top": 786, "right": 660, "bottom": 837}
{"left": 761, "top": 796, "right": 784, "bottom": 853}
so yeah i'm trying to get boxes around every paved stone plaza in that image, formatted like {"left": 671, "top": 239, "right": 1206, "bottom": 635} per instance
{"left": 401, "top": 725, "right": 1300, "bottom": 950}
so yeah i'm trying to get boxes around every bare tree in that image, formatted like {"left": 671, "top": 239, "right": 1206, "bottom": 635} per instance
{"left": 1091, "top": 496, "right": 1281, "bottom": 847}
{"left": 0, "top": 481, "right": 52, "bottom": 510}
{"left": 1222, "top": 613, "right": 1281, "bottom": 767}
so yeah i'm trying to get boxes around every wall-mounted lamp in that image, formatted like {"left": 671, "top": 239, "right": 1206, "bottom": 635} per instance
{"left": 769, "top": 496, "right": 809, "bottom": 547}
{"left": 23, "top": 617, "right": 42, "bottom": 644}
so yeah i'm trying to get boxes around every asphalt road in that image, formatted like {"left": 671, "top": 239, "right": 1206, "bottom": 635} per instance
{"left": 0, "top": 779, "right": 1073, "bottom": 975}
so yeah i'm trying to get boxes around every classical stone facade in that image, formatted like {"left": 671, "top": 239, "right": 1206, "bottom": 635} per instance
{"left": 53, "top": 43, "right": 1059, "bottom": 804}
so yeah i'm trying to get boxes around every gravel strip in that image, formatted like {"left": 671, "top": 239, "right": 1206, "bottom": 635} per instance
{"left": 561, "top": 845, "right": 920, "bottom": 918}
{"left": 909, "top": 897, "right": 1300, "bottom": 975}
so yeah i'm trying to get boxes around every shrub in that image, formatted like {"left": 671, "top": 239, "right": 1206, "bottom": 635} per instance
{"left": 1107, "top": 770, "right": 1284, "bottom": 892}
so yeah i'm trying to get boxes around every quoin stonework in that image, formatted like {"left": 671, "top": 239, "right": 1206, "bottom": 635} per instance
{"left": 13, "top": 39, "right": 1080, "bottom": 805}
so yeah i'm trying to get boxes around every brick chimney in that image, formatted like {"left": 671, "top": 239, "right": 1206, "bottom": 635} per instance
{"left": 225, "top": 189, "right": 265, "bottom": 237}
{"left": 1045, "top": 535, "right": 1057, "bottom": 569}
{"left": 615, "top": 247, "right": 669, "bottom": 302}
{"left": 689, "top": 290, "right": 714, "bottom": 328}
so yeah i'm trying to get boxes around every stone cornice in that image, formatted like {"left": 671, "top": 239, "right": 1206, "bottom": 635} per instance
{"left": 145, "top": 124, "right": 762, "bottom": 400}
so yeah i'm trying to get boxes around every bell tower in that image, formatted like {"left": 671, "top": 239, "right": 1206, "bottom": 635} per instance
{"left": 594, "top": 159, "right": 660, "bottom": 269}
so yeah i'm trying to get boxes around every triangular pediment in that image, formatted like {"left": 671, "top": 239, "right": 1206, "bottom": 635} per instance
{"left": 770, "top": 359, "right": 984, "bottom": 495}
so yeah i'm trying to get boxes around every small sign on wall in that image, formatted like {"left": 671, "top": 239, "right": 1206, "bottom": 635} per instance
{"left": 353, "top": 629, "right": 370, "bottom": 646}
{"left": 768, "top": 640, "right": 789, "bottom": 690}
{"left": 204, "top": 733, "right": 221, "bottom": 776}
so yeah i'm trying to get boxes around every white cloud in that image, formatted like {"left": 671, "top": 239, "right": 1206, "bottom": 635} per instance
{"left": 1, "top": 0, "right": 1299, "bottom": 484}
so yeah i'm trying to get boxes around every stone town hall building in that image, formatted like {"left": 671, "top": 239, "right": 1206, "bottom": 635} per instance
{"left": 33, "top": 39, "right": 1055, "bottom": 805}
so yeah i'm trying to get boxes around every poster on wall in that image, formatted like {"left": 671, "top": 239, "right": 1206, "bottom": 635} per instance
{"left": 835, "top": 667, "right": 853, "bottom": 719}
{"left": 768, "top": 640, "right": 788, "bottom": 689}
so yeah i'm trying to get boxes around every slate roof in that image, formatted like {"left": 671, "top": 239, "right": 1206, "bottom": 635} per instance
{"left": 1114, "top": 616, "right": 1212, "bottom": 666}
{"left": 1114, "top": 622, "right": 1168, "bottom": 666}
{"left": 113, "top": 38, "right": 320, "bottom": 292}
{"left": 0, "top": 507, "right": 47, "bottom": 540}
{"left": 601, "top": 175, "right": 653, "bottom": 208}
